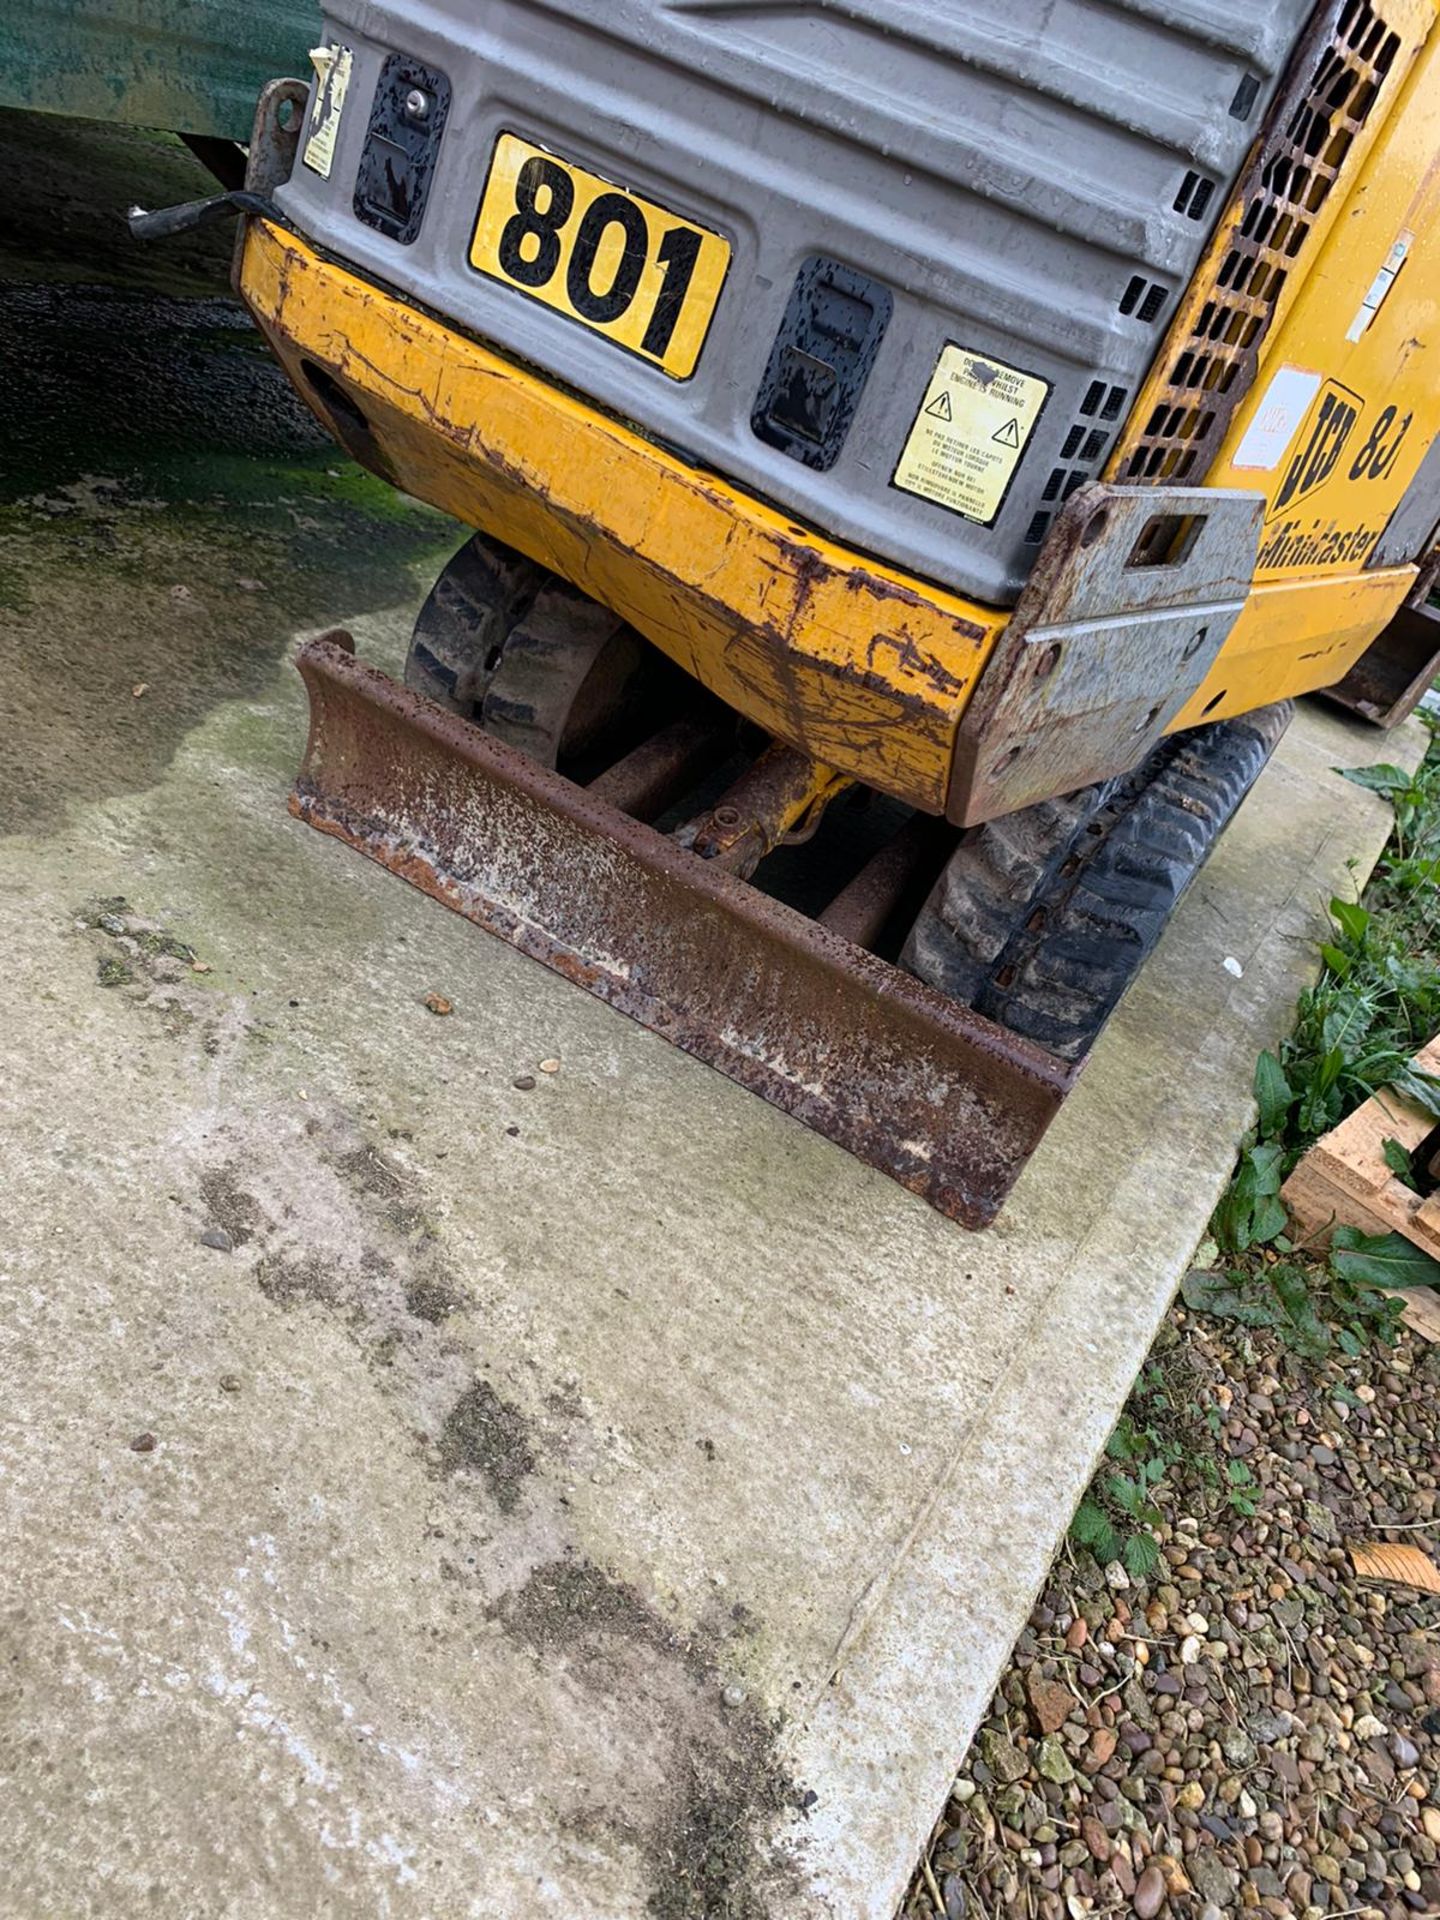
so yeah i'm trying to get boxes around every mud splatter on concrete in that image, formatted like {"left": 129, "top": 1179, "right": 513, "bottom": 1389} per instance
{"left": 199, "top": 1167, "right": 269, "bottom": 1250}
{"left": 78, "top": 896, "right": 198, "bottom": 971}
{"left": 255, "top": 1251, "right": 343, "bottom": 1309}
{"left": 497, "top": 1557, "right": 682, "bottom": 1662}
{"left": 76, "top": 896, "right": 251, "bottom": 1067}
{"left": 647, "top": 1753, "right": 800, "bottom": 1920}
{"left": 437, "top": 1380, "right": 536, "bottom": 1512}
{"left": 331, "top": 1136, "right": 431, "bottom": 1241}
{"left": 405, "top": 1271, "right": 466, "bottom": 1325}
{"left": 497, "top": 1556, "right": 805, "bottom": 1920}
{"left": 336, "top": 1144, "right": 405, "bottom": 1203}
{"left": 544, "top": 1380, "right": 585, "bottom": 1424}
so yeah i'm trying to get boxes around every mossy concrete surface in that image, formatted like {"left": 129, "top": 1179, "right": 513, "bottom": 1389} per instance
{"left": 0, "top": 118, "right": 1428, "bottom": 1920}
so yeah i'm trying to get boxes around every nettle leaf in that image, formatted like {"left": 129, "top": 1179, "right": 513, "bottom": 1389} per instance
{"left": 1071, "top": 1501, "right": 1111, "bottom": 1547}
{"left": 1340, "top": 763, "right": 1419, "bottom": 798}
{"left": 1124, "top": 1533, "right": 1161, "bottom": 1581}
{"left": 1107, "top": 1476, "right": 1146, "bottom": 1521}
{"left": 1331, "top": 1228, "right": 1440, "bottom": 1291}
{"left": 1254, "top": 1051, "right": 1293, "bottom": 1139}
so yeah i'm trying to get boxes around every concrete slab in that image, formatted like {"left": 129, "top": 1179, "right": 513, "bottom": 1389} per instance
{"left": 0, "top": 118, "right": 1428, "bottom": 1920}
{"left": 0, "top": 551, "right": 1424, "bottom": 1918}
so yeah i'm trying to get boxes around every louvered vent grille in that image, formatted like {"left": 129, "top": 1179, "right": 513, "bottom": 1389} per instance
{"left": 1122, "top": 0, "right": 1401, "bottom": 487}
{"left": 1023, "top": 379, "right": 1130, "bottom": 548}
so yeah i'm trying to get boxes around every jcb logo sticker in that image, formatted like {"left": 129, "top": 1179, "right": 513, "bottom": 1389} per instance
{"left": 1273, "top": 380, "right": 1362, "bottom": 513}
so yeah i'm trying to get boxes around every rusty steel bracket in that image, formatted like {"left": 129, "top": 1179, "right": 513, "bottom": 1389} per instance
{"left": 247, "top": 77, "right": 308, "bottom": 195}
{"left": 681, "top": 745, "right": 849, "bottom": 878}
{"left": 289, "top": 636, "right": 1078, "bottom": 1229}
{"left": 949, "top": 482, "right": 1265, "bottom": 826}
{"left": 227, "top": 78, "right": 308, "bottom": 293}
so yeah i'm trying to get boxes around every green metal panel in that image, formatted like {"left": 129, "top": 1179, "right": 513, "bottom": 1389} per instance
{"left": 0, "top": 0, "right": 318, "bottom": 141}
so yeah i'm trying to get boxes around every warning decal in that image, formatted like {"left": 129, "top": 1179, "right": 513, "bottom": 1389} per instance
{"left": 302, "top": 42, "right": 353, "bottom": 180}
{"left": 894, "top": 345, "right": 1051, "bottom": 526}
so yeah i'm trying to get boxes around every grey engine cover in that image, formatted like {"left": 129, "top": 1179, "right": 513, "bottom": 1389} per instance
{"left": 276, "top": 0, "right": 1315, "bottom": 607}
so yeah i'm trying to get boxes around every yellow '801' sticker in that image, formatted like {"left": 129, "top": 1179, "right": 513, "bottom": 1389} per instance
{"left": 470, "top": 134, "right": 731, "bottom": 381}
{"left": 894, "top": 345, "right": 1050, "bottom": 526}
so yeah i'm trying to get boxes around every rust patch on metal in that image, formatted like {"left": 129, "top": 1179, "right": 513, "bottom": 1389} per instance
{"left": 682, "top": 744, "right": 843, "bottom": 878}
{"left": 289, "top": 637, "right": 1077, "bottom": 1229}
{"left": 865, "top": 629, "right": 970, "bottom": 697}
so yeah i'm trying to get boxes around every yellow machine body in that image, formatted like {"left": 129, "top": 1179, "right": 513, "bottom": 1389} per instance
{"left": 1143, "top": 1, "right": 1440, "bottom": 727}
{"left": 242, "top": 0, "right": 1440, "bottom": 810}
{"left": 242, "top": 220, "right": 1008, "bottom": 816}
{"left": 239, "top": 0, "right": 1440, "bottom": 814}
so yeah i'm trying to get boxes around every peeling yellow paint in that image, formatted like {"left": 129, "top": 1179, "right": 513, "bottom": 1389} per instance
{"left": 241, "top": 221, "right": 1008, "bottom": 814}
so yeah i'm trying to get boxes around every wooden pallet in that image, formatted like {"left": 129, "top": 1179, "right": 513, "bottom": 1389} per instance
{"left": 1281, "top": 1036, "right": 1440, "bottom": 1342}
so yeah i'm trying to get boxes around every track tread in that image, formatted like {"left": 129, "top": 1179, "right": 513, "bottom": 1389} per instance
{"left": 404, "top": 530, "right": 544, "bottom": 713}
{"left": 902, "top": 703, "right": 1294, "bottom": 1059}
{"left": 479, "top": 584, "right": 640, "bottom": 768}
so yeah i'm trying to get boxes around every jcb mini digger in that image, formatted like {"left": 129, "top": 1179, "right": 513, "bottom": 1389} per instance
{"left": 147, "top": 0, "right": 1440, "bottom": 1224}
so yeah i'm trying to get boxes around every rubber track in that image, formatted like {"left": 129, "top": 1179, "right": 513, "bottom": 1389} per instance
{"left": 480, "top": 583, "right": 640, "bottom": 768}
{"left": 405, "top": 531, "right": 543, "bottom": 713}
{"left": 902, "top": 704, "right": 1294, "bottom": 1061}
{"left": 407, "top": 534, "right": 653, "bottom": 769}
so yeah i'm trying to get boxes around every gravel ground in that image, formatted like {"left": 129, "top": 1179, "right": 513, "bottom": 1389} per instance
{"left": 903, "top": 1307, "right": 1440, "bottom": 1920}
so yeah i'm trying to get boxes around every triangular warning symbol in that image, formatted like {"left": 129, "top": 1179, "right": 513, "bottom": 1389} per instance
{"left": 925, "top": 390, "right": 953, "bottom": 422}
{"left": 992, "top": 416, "right": 1022, "bottom": 448}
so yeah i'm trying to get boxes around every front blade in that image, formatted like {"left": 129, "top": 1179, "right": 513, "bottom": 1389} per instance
{"left": 290, "top": 636, "right": 1078, "bottom": 1228}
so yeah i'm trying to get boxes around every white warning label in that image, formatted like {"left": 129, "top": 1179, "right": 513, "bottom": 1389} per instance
{"left": 302, "top": 43, "right": 353, "bottom": 180}
{"left": 895, "top": 345, "right": 1051, "bottom": 525}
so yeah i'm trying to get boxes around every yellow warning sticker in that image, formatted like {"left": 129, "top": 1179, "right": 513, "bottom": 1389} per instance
{"left": 894, "top": 345, "right": 1051, "bottom": 526}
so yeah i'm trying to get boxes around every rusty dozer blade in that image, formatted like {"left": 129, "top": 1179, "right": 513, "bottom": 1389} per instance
{"left": 290, "top": 636, "right": 1079, "bottom": 1228}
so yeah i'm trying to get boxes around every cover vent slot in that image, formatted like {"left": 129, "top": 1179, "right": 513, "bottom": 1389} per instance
{"left": 1123, "top": 0, "right": 1400, "bottom": 487}
{"left": 1024, "top": 381, "right": 1129, "bottom": 546}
